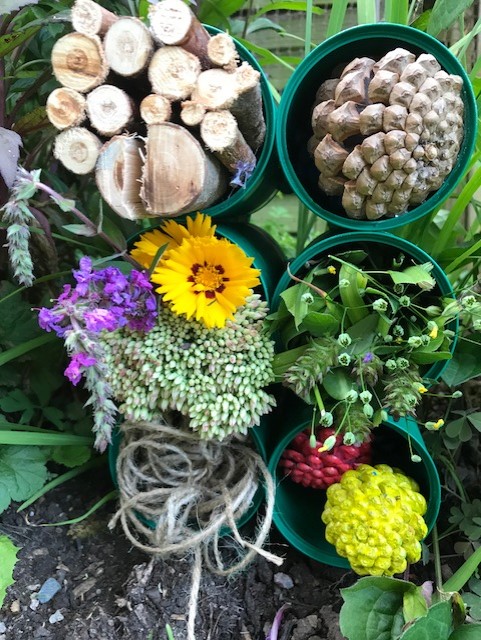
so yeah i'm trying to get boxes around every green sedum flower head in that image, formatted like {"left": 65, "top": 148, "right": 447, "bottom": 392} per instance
{"left": 100, "top": 295, "right": 276, "bottom": 440}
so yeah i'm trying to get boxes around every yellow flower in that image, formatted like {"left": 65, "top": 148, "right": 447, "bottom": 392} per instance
{"left": 130, "top": 212, "right": 216, "bottom": 269}
{"left": 328, "top": 265, "right": 336, "bottom": 274}
{"left": 433, "top": 419, "right": 444, "bottom": 430}
{"left": 418, "top": 385, "right": 428, "bottom": 394}
{"left": 429, "top": 324, "right": 438, "bottom": 339}
{"left": 152, "top": 235, "right": 261, "bottom": 329}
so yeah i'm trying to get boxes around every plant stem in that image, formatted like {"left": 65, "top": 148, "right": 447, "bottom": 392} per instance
{"left": 432, "top": 524, "right": 443, "bottom": 591}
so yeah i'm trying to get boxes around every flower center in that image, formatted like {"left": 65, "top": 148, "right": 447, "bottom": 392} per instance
{"left": 187, "top": 262, "right": 229, "bottom": 298}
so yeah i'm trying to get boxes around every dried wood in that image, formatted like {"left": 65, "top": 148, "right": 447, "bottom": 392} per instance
{"left": 86, "top": 85, "right": 135, "bottom": 136}
{"left": 231, "top": 62, "right": 265, "bottom": 150}
{"left": 200, "top": 110, "right": 256, "bottom": 174}
{"left": 140, "top": 123, "right": 228, "bottom": 216}
{"left": 149, "top": 0, "right": 211, "bottom": 69}
{"left": 46, "top": 87, "right": 86, "bottom": 130}
{"left": 191, "top": 68, "right": 239, "bottom": 110}
{"left": 103, "top": 17, "right": 153, "bottom": 77}
{"left": 148, "top": 46, "right": 201, "bottom": 100}
{"left": 96, "top": 135, "right": 154, "bottom": 220}
{"left": 51, "top": 32, "right": 108, "bottom": 93}
{"left": 53, "top": 127, "right": 102, "bottom": 175}
{"left": 140, "top": 94, "right": 172, "bottom": 125}
{"left": 180, "top": 100, "right": 205, "bottom": 127}
{"left": 71, "top": 0, "right": 118, "bottom": 36}
{"left": 207, "top": 33, "right": 239, "bottom": 72}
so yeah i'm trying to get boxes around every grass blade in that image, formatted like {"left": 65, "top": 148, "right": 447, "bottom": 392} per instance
{"left": 39, "top": 490, "right": 118, "bottom": 526}
{"left": 0, "top": 334, "right": 57, "bottom": 367}
{"left": 0, "top": 431, "right": 93, "bottom": 446}
{"left": 385, "top": 0, "right": 409, "bottom": 24}
{"left": 326, "top": 0, "right": 349, "bottom": 37}
{"left": 357, "top": 0, "right": 377, "bottom": 24}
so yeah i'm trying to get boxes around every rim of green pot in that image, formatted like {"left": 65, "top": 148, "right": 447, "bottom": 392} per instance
{"left": 272, "top": 231, "right": 458, "bottom": 381}
{"left": 108, "top": 425, "right": 265, "bottom": 535}
{"left": 268, "top": 404, "right": 440, "bottom": 567}
{"left": 200, "top": 26, "right": 278, "bottom": 220}
{"left": 277, "top": 23, "right": 478, "bottom": 231}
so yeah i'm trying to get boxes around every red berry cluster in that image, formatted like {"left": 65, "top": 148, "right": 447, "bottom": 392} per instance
{"left": 279, "top": 428, "right": 372, "bottom": 489}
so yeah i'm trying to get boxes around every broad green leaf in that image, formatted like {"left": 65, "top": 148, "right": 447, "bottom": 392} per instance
{"left": 403, "top": 588, "right": 428, "bottom": 623}
{"left": 198, "top": 0, "right": 245, "bottom": 26}
{"left": 399, "top": 601, "right": 453, "bottom": 640}
{"left": 427, "top": 0, "right": 475, "bottom": 36}
{"left": 323, "top": 368, "right": 356, "bottom": 400}
{"left": 246, "top": 17, "right": 284, "bottom": 35}
{"left": 0, "top": 26, "right": 39, "bottom": 56}
{"left": 339, "top": 263, "right": 369, "bottom": 324}
{"left": 0, "top": 445, "right": 48, "bottom": 514}
{"left": 445, "top": 417, "right": 467, "bottom": 439}
{"left": 62, "top": 223, "right": 97, "bottom": 237}
{"left": 253, "top": 2, "right": 324, "bottom": 19}
{"left": 280, "top": 284, "right": 311, "bottom": 330}
{"left": 0, "top": 389, "right": 34, "bottom": 413}
{"left": 299, "top": 311, "right": 340, "bottom": 337}
{"left": 450, "top": 624, "right": 481, "bottom": 639}
{"left": 387, "top": 264, "right": 435, "bottom": 291}
{"left": 412, "top": 10, "right": 432, "bottom": 30}
{"left": 385, "top": 0, "right": 408, "bottom": 24}
{"left": 340, "top": 576, "right": 417, "bottom": 640}
{"left": 442, "top": 339, "right": 481, "bottom": 387}
{"left": 410, "top": 351, "right": 452, "bottom": 365}
{"left": 51, "top": 445, "right": 91, "bottom": 468}
{"left": 0, "top": 431, "right": 92, "bottom": 446}
{"left": 0, "top": 535, "right": 19, "bottom": 608}
{"left": 467, "top": 413, "right": 481, "bottom": 432}
{"left": 347, "top": 314, "right": 379, "bottom": 354}
{"left": 138, "top": 0, "right": 149, "bottom": 19}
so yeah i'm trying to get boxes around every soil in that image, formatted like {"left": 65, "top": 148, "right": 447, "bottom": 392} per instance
{"left": 0, "top": 465, "right": 358, "bottom": 640}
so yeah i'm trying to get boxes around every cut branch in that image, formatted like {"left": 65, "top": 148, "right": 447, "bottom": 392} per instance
{"left": 148, "top": 46, "right": 201, "bottom": 100}
{"left": 191, "top": 68, "right": 239, "bottom": 110}
{"left": 53, "top": 127, "right": 102, "bottom": 174}
{"left": 103, "top": 17, "right": 153, "bottom": 77}
{"left": 180, "top": 100, "right": 205, "bottom": 127}
{"left": 71, "top": 0, "right": 118, "bottom": 36}
{"left": 46, "top": 87, "right": 87, "bottom": 130}
{"left": 86, "top": 85, "right": 135, "bottom": 136}
{"left": 231, "top": 62, "right": 265, "bottom": 150}
{"left": 51, "top": 32, "right": 108, "bottom": 93}
{"left": 207, "top": 33, "right": 239, "bottom": 72}
{"left": 140, "top": 94, "right": 172, "bottom": 125}
{"left": 200, "top": 110, "right": 256, "bottom": 174}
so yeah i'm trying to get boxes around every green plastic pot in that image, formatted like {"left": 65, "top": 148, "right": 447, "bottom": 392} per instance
{"left": 197, "top": 26, "right": 280, "bottom": 220}
{"left": 108, "top": 425, "right": 266, "bottom": 534}
{"left": 264, "top": 392, "right": 440, "bottom": 568}
{"left": 272, "top": 230, "right": 458, "bottom": 382}
{"left": 277, "top": 23, "right": 478, "bottom": 231}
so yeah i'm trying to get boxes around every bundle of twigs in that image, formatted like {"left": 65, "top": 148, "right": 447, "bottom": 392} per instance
{"left": 47, "top": 0, "right": 266, "bottom": 219}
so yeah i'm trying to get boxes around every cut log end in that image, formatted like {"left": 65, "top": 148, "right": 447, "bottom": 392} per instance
{"left": 54, "top": 127, "right": 102, "bottom": 174}
{"left": 140, "top": 94, "right": 172, "bottom": 125}
{"left": 71, "top": 0, "right": 118, "bottom": 36}
{"left": 96, "top": 135, "right": 154, "bottom": 220}
{"left": 103, "top": 17, "right": 153, "bottom": 77}
{"left": 201, "top": 110, "right": 256, "bottom": 174}
{"left": 207, "top": 33, "right": 239, "bottom": 71}
{"left": 192, "top": 68, "right": 239, "bottom": 110}
{"left": 86, "top": 85, "right": 134, "bottom": 136}
{"left": 51, "top": 32, "right": 108, "bottom": 93}
{"left": 235, "top": 61, "right": 261, "bottom": 94}
{"left": 180, "top": 100, "right": 205, "bottom": 126}
{"left": 46, "top": 87, "right": 86, "bottom": 130}
{"left": 148, "top": 46, "right": 201, "bottom": 100}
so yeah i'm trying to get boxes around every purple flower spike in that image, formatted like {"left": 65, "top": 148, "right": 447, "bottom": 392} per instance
{"left": 230, "top": 160, "right": 256, "bottom": 188}
{"left": 64, "top": 352, "right": 97, "bottom": 386}
{"left": 363, "top": 352, "right": 374, "bottom": 363}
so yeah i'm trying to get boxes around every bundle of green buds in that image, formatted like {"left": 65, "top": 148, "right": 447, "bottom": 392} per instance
{"left": 101, "top": 294, "right": 276, "bottom": 440}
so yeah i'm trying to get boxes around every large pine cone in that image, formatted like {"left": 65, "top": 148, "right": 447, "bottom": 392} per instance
{"left": 310, "top": 49, "right": 464, "bottom": 220}
{"left": 279, "top": 427, "right": 372, "bottom": 489}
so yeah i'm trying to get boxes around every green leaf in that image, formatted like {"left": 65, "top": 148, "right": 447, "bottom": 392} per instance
{"left": 246, "top": 17, "right": 284, "bottom": 34}
{"left": 340, "top": 576, "right": 417, "bottom": 640}
{"left": 0, "top": 389, "right": 34, "bottom": 413}
{"left": 385, "top": 0, "right": 408, "bottom": 24}
{"left": 387, "top": 264, "right": 435, "bottom": 291}
{"left": 410, "top": 351, "right": 452, "bottom": 365}
{"left": 399, "top": 601, "right": 453, "bottom": 640}
{"left": 253, "top": 2, "right": 323, "bottom": 19}
{"left": 427, "top": 0, "right": 475, "bottom": 36}
{"left": 0, "top": 535, "right": 20, "bottom": 608}
{"left": 450, "top": 624, "right": 481, "bottom": 639}
{"left": 323, "top": 368, "right": 356, "bottom": 401}
{"left": 280, "top": 284, "right": 310, "bottom": 330}
{"left": 138, "top": 0, "right": 149, "bottom": 19}
{"left": 445, "top": 417, "right": 467, "bottom": 439}
{"left": 444, "top": 546, "right": 481, "bottom": 593}
{"left": 339, "top": 263, "right": 369, "bottom": 325}
{"left": 442, "top": 338, "right": 481, "bottom": 387}
{"left": 326, "top": 0, "right": 349, "bottom": 36}
{"left": 13, "top": 106, "right": 49, "bottom": 137}
{"left": 198, "top": 0, "right": 245, "bottom": 25}
{"left": 357, "top": 0, "right": 377, "bottom": 24}
{"left": 403, "top": 588, "right": 429, "bottom": 623}
{"left": 62, "top": 223, "right": 97, "bottom": 237}
{"left": 412, "top": 10, "right": 432, "bottom": 30}
{"left": 51, "top": 445, "right": 91, "bottom": 468}
{"left": 0, "top": 334, "right": 57, "bottom": 367}
{"left": 0, "top": 26, "right": 40, "bottom": 57}
{"left": 299, "top": 311, "right": 340, "bottom": 337}
{"left": 0, "top": 431, "right": 92, "bottom": 446}
{"left": 467, "top": 413, "right": 481, "bottom": 432}
{"left": 0, "top": 445, "right": 48, "bottom": 514}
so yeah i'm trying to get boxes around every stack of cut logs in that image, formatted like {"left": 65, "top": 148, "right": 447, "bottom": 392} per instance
{"left": 47, "top": 0, "right": 266, "bottom": 219}
{"left": 309, "top": 49, "right": 465, "bottom": 220}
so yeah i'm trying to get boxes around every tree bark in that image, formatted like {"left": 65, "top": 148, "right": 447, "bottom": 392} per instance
{"left": 200, "top": 110, "right": 256, "bottom": 175}
{"left": 148, "top": 46, "right": 201, "bottom": 100}
{"left": 230, "top": 62, "right": 265, "bottom": 151}
{"left": 140, "top": 122, "right": 228, "bottom": 216}
{"left": 46, "top": 87, "right": 86, "bottom": 129}
{"left": 51, "top": 32, "right": 108, "bottom": 93}
{"left": 71, "top": 0, "right": 118, "bottom": 36}
{"left": 53, "top": 127, "right": 102, "bottom": 174}
{"left": 86, "top": 85, "right": 135, "bottom": 136}
{"left": 103, "top": 17, "right": 153, "bottom": 77}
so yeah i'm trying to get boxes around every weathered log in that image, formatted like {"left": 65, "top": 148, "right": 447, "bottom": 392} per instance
{"left": 140, "top": 94, "right": 172, "bottom": 125}
{"left": 46, "top": 87, "right": 86, "bottom": 129}
{"left": 207, "top": 33, "right": 239, "bottom": 72}
{"left": 180, "top": 100, "right": 205, "bottom": 127}
{"left": 231, "top": 62, "right": 265, "bottom": 150}
{"left": 200, "top": 110, "right": 256, "bottom": 174}
{"left": 51, "top": 32, "right": 108, "bottom": 93}
{"left": 86, "top": 85, "right": 135, "bottom": 136}
{"left": 53, "top": 127, "right": 102, "bottom": 175}
{"left": 96, "top": 135, "right": 154, "bottom": 220}
{"left": 148, "top": 46, "right": 201, "bottom": 100}
{"left": 191, "top": 68, "right": 239, "bottom": 110}
{"left": 103, "top": 17, "right": 153, "bottom": 77}
{"left": 71, "top": 0, "right": 118, "bottom": 36}
{"left": 140, "top": 123, "right": 228, "bottom": 216}
{"left": 149, "top": 0, "right": 211, "bottom": 69}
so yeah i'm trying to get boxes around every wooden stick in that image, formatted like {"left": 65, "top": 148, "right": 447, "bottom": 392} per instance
{"left": 46, "top": 87, "right": 86, "bottom": 129}
{"left": 200, "top": 110, "right": 256, "bottom": 175}
{"left": 148, "top": 46, "right": 201, "bottom": 100}
{"left": 96, "top": 135, "right": 154, "bottom": 220}
{"left": 191, "top": 68, "right": 239, "bottom": 110}
{"left": 71, "top": 0, "right": 118, "bottom": 36}
{"left": 53, "top": 127, "right": 102, "bottom": 174}
{"left": 149, "top": 0, "right": 211, "bottom": 69}
{"left": 140, "top": 123, "right": 228, "bottom": 216}
{"left": 140, "top": 94, "right": 172, "bottom": 125}
{"left": 103, "top": 17, "right": 153, "bottom": 77}
{"left": 51, "top": 32, "right": 108, "bottom": 93}
{"left": 180, "top": 100, "right": 205, "bottom": 127}
{"left": 230, "top": 61, "right": 266, "bottom": 151}
{"left": 207, "top": 33, "right": 239, "bottom": 72}
{"left": 86, "top": 85, "right": 135, "bottom": 136}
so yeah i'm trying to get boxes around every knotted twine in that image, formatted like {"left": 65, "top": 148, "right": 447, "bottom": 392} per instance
{"left": 108, "top": 419, "right": 283, "bottom": 640}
